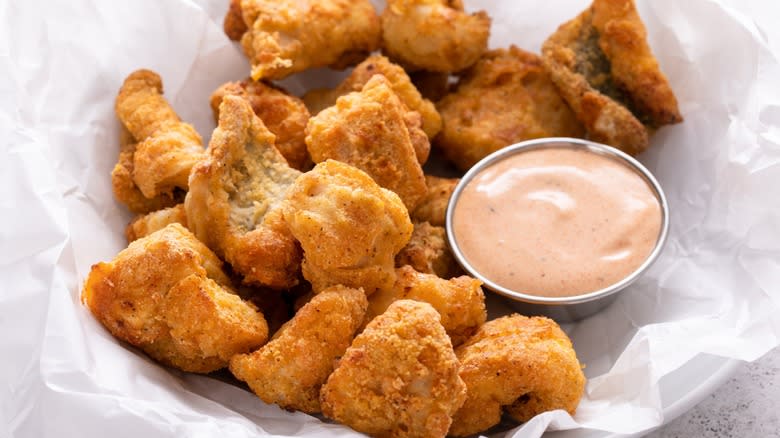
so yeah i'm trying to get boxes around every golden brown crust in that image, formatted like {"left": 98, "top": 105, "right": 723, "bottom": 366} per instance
{"left": 395, "top": 222, "right": 461, "bottom": 279}
{"left": 448, "top": 315, "right": 586, "bottom": 436}
{"left": 125, "top": 203, "right": 187, "bottom": 242}
{"left": 410, "top": 175, "right": 458, "bottom": 227}
{"left": 320, "top": 300, "right": 466, "bottom": 438}
{"left": 224, "top": 0, "right": 248, "bottom": 41}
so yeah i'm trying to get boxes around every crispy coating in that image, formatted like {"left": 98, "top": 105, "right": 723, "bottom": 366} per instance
{"left": 381, "top": 0, "right": 491, "bottom": 73}
{"left": 185, "top": 95, "right": 302, "bottom": 289}
{"left": 410, "top": 175, "right": 458, "bottom": 227}
{"left": 224, "top": 0, "right": 247, "bottom": 41}
{"left": 542, "top": 0, "right": 682, "bottom": 155}
{"left": 230, "top": 286, "right": 367, "bottom": 413}
{"left": 435, "top": 47, "right": 585, "bottom": 170}
{"left": 81, "top": 224, "right": 268, "bottom": 373}
{"left": 115, "top": 69, "right": 205, "bottom": 198}
{"left": 449, "top": 315, "right": 586, "bottom": 436}
{"left": 211, "top": 79, "right": 312, "bottom": 170}
{"left": 306, "top": 75, "right": 429, "bottom": 211}
{"left": 239, "top": 0, "right": 381, "bottom": 80}
{"left": 125, "top": 203, "right": 187, "bottom": 242}
{"left": 282, "top": 160, "right": 413, "bottom": 295}
{"left": 367, "top": 266, "right": 484, "bottom": 346}
{"left": 320, "top": 300, "right": 466, "bottom": 438}
{"left": 395, "top": 222, "right": 461, "bottom": 279}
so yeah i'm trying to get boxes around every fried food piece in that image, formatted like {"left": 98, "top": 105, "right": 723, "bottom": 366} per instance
{"left": 282, "top": 160, "right": 413, "bottom": 295}
{"left": 395, "top": 222, "right": 461, "bottom": 279}
{"left": 449, "top": 315, "right": 586, "bottom": 436}
{"left": 381, "top": 0, "right": 491, "bottom": 73}
{"left": 115, "top": 69, "right": 205, "bottom": 198}
{"left": 211, "top": 79, "right": 312, "bottom": 170}
{"left": 542, "top": 0, "right": 682, "bottom": 155}
{"left": 321, "top": 300, "right": 466, "bottom": 438}
{"left": 410, "top": 175, "right": 458, "bottom": 227}
{"left": 186, "top": 95, "right": 302, "bottom": 289}
{"left": 239, "top": 0, "right": 381, "bottom": 80}
{"left": 224, "top": 0, "right": 247, "bottom": 41}
{"left": 125, "top": 203, "right": 187, "bottom": 242}
{"left": 435, "top": 47, "right": 585, "bottom": 170}
{"left": 306, "top": 75, "right": 428, "bottom": 211}
{"left": 367, "top": 266, "right": 484, "bottom": 346}
{"left": 82, "top": 224, "right": 268, "bottom": 373}
{"left": 230, "top": 286, "right": 367, "bottom": 413}
{"left": 302, "top": 55, "right": 441, "bottom": 140}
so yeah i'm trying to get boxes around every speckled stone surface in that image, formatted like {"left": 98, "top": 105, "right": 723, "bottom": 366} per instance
{"left": 645, "top": 347, "right": 780, "bottom": 438}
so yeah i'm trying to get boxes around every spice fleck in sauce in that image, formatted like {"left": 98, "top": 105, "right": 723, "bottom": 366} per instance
{"left": 452, "top": 147, "right": 662, "bottom": 297}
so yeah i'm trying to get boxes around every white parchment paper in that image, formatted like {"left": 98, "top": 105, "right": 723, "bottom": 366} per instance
{"left": 2, "top": 0, "right": 780, "bottom": 437}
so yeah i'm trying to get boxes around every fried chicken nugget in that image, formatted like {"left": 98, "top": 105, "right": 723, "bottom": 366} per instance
{"left": 239, "top": 0, "right": 381, "bottom": 80}
{"left": 410, "top": 175, "right": 458, "bottom": 227}
{"left": 224, "top": 0, "right": 247, "bottom": 41}
{"left": 186, "top": 95, "right": 302, "bottom": 289}
{"left": 82, "top": 224, "right": 268, "bottom": 373}
{"left": 435, "top": 47, "right": 585, "bottom": 170}
{"left": 282, "top": 160, "right": 413, "bottom": 295}
{"left": 210, "top": 79, "right": 312, "bottom": 170}
{"left": 306, "top": 75, "right": 428, "bottom": 211}
{"left": 115, "top": 69, "right": 205, "bottom": 199}
{"left": 125, "top": 203, "right": 187, "bottom": 242}
{"left": 320, "top": 300, "right": 466, "bottom": 438}
{"left": 542, "top": 0, "right": 682, "bottom": 155}
{"left": 395, "top": 222, "right": 461, "bottom": 279}
{"left": 448, "top": 315, "right": 586, "bottom": 436}
{"left": 230, "top": 286, "right": 367, "bottom": 413}
{"left": 381, "top": 0, "right": 490, "bottom": 74}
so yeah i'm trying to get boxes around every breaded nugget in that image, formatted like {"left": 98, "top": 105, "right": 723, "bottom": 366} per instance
{"left": 115, "top": 69, "right": 205, "bottom": 198}
{"left": 449, "top": 315, "right": 586, "bottom": 436}
{"left": 395, "top": 222, "right": 461, "bottom": 279}
{"left": 320, "top": 300, "right": 466, "bottom": 438}
{"left": 186, "top": 95, "right": 302, "bottom": 289}
{"left": 82, "top": 224, "right": 268, "bottom": 373}
{"left": 435, "top": 47, "right": 585, "bottom": 170}
{"left": 211, "top": 79, "right": 312, "bottom": 170}
{"left": 239, "top": 0, "right": 381, "bottom": 80}
{"left": 381, "top": 0, "right": 491, "bottom": 73}
{"left": 367, "top": 266, "right": 484, "bottom": 346}
{"left": 542, "top": 0, "right": 682, "bottom": 155}
{"left": 306, "top": 75, "right": 428, "bottom": 211}
{"left": 410, "top": 175, "right": 458, "bottom": 227}
{"left": 282, "top": 160, "right": 413, "bottom": 295}
{"left": 125, "top": 203, "right": 187, "bottom": 242}
{"left": 224, "top": 0, "right": 247, "bottom": 41}
{"left": 230, "top": 286, "right": 367, "bottom": 413}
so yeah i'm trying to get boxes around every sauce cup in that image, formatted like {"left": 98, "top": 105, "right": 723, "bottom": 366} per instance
{"left": 446, "top": 138, "right": 669, "bottom": 322}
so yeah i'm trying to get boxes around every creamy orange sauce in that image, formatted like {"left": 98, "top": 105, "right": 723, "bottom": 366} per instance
{"left": 452, "top": 147, "right": 662, "bottom": 297}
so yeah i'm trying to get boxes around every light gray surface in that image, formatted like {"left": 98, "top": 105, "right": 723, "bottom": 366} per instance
{"left": 645, "top": 348, "right": 780, "bottom": 438}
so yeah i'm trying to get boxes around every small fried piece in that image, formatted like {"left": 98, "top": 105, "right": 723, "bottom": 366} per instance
{"left": 542, "top": 0, "right": 682, "bottom": 155}
{"left": 449, "top": 315, "right": 586, "bottom": 436}
{"left": 321, "top": 300, "right": 466, "bottom": 438}
{"left": 230, "top": 286, "right": 367, "bottom": 413}
{"left": 224, "top": 0, "right": 247, "bottom": 41}
{"left": 115, "top": 69, "right": 205, "bottom": 198}
{"left": 239, "top": 0, "right": 381, "bottom": 80}
{"left": 435, "top": 47, "right": 585, "bottom": 170}
{"left": 306, "top": 75, "right": 428, "bottom": 211}
{"left": 381, "top": 0, "right": 491, "bottom": 73}
{"left": 186, "top": 95, "right": 302, "bottom": 289}
{"left": 211, "top": 79, "right": 312, "bottom": 170}
{"left": 395, "top": 222, "right": 461, "bottom": 279}
{"left": 125, "top": 203, "right": 187, "bottom": 242}
{"left": 367, "top": 266, "right": 484, "bottom": 346}
{"left": 82, "top": 224, "right": 268, "bottom": 373}
{"left": 410, "top": 175, "right": 458, "bottom": 227}
{"left": 282, "top": 160, "right": 413, "bottom": 295}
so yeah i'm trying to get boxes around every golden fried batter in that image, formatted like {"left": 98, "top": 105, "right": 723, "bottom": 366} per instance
{"left": 125, "top": 203, "right": 187, "bottom": 242}
{"left": 186, "top": 95, "right": 302, "bottom": 289}
{"left": 320, "top": 300, "right": 466, "bottom": 438}
{"left": 449, "top": 315, "right": 586, "bottom": 436}
{"left": 282, "top": 160, "right": 413, "bottom": 295}
{"left": 239, "top": 0, "right": 381, "bottom": 80}
{"left": 410, "top": 175, "right": 458, "bottom": 227}
{"left": 542, "top": 0, "right": 682, "bottom": 155}
{"left": 435, "top": 47, "right": 585, "bottom": 170}
{"left": 306, "top": 75, "right": 428, "bottom": 211}
{"left": 211, "top": 79, "right": 312, "bottom": 170}
{"left": 224, "top": 0, "right": 247, "bottom": 41}
{"left": 381, "top": 0, "right": 491, "bottom": 73}
{"left": 230, "top": 286, "right": 367, "bottom": 413}
{"left": 82, "top": 224, "right": 268, "bottom": 373}
{"left": 395, "top": 222, "right": 461, "bottom": 279}
{"left": 115, "top": 69, "right": 205, "bottom": 198}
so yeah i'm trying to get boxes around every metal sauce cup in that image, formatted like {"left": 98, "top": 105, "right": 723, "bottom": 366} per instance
{"left": 446, "top": 138, "right": 670, "bottom": 322}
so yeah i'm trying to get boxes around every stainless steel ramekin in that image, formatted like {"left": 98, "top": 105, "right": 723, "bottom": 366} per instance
{"left": 445, "top": 138, "right": 670, "bottom": 323}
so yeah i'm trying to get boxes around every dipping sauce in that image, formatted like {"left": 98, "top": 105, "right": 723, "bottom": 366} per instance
{"left": 451, "top": 147, "right": 662, "bottom": 297}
